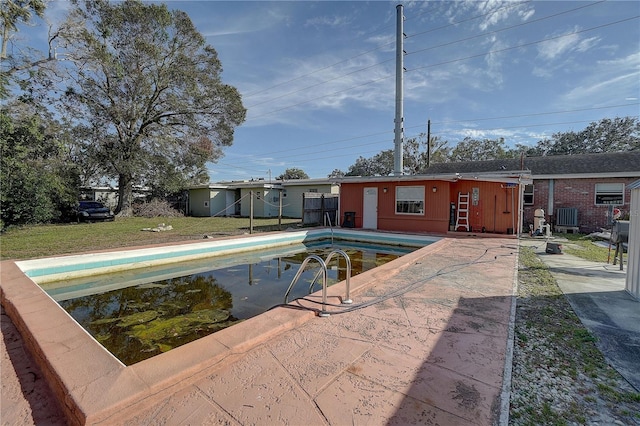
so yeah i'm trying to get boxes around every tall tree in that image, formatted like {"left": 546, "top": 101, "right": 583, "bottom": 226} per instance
{"left": 343, "top": 133, "right": 450, "bottom": 177}
{"left": 404, "top": 134, "right": 450, "bottom": 173}
{"left": 345, "top": 151, "right": 393, "bottom": 176}
{"left": 0, "top": 0, "right": 62, "bottom": 99}
{"left": 327, "top": 168, "right": 345, "bottom": 178}
{"left": 449, "top": 137, "right": 514, "bottom": 162}
{"left": 1, "top": 0, "right": 45, "bottom": 60}
{"left": 533, "top": 117, "right": 639, "bottom": 155}
{"left": 58, "top": 0, "right": 246, "bottom": 215}
{"left": 0, "top": 102, "right": 79, "bottom": 228}
{"left": 277, "top": 167, "right": 309, "bottom": 180}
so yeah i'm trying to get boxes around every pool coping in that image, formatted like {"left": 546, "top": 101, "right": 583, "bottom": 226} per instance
{"left": 1, "top": 230, "right": 447, "bottom": 425}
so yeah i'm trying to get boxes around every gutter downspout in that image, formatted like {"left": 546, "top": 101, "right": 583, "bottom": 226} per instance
{"left": 548, "top": 179, "right": 554, "bottom": 226}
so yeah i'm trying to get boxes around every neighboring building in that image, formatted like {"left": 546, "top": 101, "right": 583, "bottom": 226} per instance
{"left": 425, "top": 151, "right": 640, "bottom": 233}
{"left": 80, "top": 187, "right": 119, "bottom": 210}
{"left": 188, "top": 179, "right": 339, "bottom": 219}
{"left": 336, "top": 171, "right": 531, "bottom": 235}
{"left": 79, "top": 186, "right": 150, "bottom": 210}
{"left": 189, "top": 183, "right": 236, "bottom": 217}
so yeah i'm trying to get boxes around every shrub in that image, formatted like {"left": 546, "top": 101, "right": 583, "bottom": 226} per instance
{"left": 133, "top": 199, "right": 184, "bottom": 218}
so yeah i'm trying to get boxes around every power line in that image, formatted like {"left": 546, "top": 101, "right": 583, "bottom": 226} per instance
{"left": 214, "top": 113, "right": 638, "bottom": 169}
{"left": 245, "top": 3, "right": 543, "bottom": 108}
{"left": 247, "top": 103, "right": 639, "bottom": 160}
{"left": 210, "top": 103, "right": 639, "bottom": 176}
{"left": 405, "top": 16, "right": 639, "bottom": 73}
{"left": 242, "top": 2, "right": 536, "bottom": 111}
{"left": 208, "top": 4, "right": 637, "bottom": 177}
{"left": 406, "top": 1, "right": 605, "bottom": 57}
{"left": 406, "top": 1, "right": 532, "bottom": 37}
{"left": 406, "top": 103, "right": 640, "bottom": 130}
{"left": 254, "top": 129, "right": 393, "bottom": 156}
{"left": 246, "top": 14, "right": 637, "bottom": 121}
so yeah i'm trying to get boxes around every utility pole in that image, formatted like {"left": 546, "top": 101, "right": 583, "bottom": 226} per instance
{"left": 427, "top": 119, "right": 431, "bottom": 169}
{"left": 393, "top": 4, "right": 405, "bottom": 176}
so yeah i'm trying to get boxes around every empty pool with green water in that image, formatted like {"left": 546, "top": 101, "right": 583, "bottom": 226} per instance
{"left": 41, "top": 239, "right": 418, "bottom": 365}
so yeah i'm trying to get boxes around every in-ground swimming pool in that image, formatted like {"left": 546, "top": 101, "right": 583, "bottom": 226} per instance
{"left": 39, "top": 237, "right": 421, "bottom": 365}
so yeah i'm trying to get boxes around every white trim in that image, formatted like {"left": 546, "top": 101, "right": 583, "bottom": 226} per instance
{"left": 533, "top": 172, "right": 640, "bottom": 180}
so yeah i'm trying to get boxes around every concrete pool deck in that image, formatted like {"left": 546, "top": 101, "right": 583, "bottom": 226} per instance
{"left": 1, "top": 235, "right": 519, "bottom": 425}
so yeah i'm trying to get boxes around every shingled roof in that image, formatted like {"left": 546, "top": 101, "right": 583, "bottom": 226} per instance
{"left": 424, "top": 151, "right": 640, "bottom": 176}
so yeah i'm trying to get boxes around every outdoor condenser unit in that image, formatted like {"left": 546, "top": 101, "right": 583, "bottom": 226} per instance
{"left": 556, "top": 208, "right": 578, "bottom": 227}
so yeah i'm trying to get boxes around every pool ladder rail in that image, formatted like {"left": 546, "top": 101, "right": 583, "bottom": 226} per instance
{"left": 283, "top": 249, "right": 352, "bottom": 317}
{"left": 324, "top": 211, "right": 334, "bottom": 245}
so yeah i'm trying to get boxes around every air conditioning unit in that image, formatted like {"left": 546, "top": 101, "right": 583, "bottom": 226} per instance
{"left": 556, "top": 208, "right": 578, "bottom": 227}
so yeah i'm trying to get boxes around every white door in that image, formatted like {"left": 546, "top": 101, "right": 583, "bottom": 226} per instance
{"left": 363, "top": 187, "right": 378, "bottom": 229}
{"left": 225, "top": 191, "right": 235, "bottom": 216}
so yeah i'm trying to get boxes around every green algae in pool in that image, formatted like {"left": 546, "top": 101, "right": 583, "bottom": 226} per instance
{"left": 50, "top": 241, "right": 416, "bottom": 365}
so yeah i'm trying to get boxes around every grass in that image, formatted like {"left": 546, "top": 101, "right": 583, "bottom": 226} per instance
{"left": 511, "top": 245, "right": 640, "bottom": 424}
{"left": 561, "top": 233, "right": 625, "bottom": 263}
{"left": 0, "top": 217, "right": 302, "bottom": 260}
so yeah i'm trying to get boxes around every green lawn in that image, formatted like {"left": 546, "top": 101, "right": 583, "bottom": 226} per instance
{"left": 2, "top": 220, "right": 624, "bottom": 264}
{"left": 561, "top": 233, "right": 626, "bottom": 263}
{"left": 0, "top": 217, "right": 302, "bottom": 260}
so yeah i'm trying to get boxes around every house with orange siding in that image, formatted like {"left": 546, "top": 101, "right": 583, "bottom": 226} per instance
{"left": 335, "top": 171, "right": 531, "bottom": 236}
{"left": 425, "top": 152, "right": 640, "bottom": 234}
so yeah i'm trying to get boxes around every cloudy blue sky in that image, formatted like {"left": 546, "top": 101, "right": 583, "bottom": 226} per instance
{"left": 24, "top": 1, "right": 640, "bottom": 180}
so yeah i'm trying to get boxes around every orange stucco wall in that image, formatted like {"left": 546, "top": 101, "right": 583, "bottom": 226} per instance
{"left": 449, "top": 181, "right": 520, "bottom": 234}
{"left": 339, "top": 179, "right": 521, "bottom": 235}
{"left": 339, "top": 181, "right": 451, "bottom": 233}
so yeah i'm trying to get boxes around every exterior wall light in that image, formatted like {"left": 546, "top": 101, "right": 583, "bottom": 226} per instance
{"left": 432, "top": 186, "right": 437, "bottom": 193}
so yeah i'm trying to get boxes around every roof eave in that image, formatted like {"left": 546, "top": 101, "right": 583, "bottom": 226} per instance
{"left": 336, "top": 171, "right": 532, "bottom": 185}
{"left": 533, "top": 171, "right": 640, "bottom": 179}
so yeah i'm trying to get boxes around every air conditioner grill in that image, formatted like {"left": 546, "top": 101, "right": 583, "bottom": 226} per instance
{"left": 556, "top": 208, "right": 578, "bottom": 227}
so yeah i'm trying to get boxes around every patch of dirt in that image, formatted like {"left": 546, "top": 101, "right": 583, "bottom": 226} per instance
{"left": 1, "top": 307, "right": 67, "bottom": 425}
{"left": 509, "top": 249, "right": 640, "bottom": 425}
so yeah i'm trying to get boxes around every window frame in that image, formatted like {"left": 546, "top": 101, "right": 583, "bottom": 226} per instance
{"left": 395, "top": 186, "right": 425, "bottom": 215}
{"left": 594, "top": 183, "right": 624, "bottom": 206}
{"left": 523, "top": 184, "right": 534, "bottom": 206}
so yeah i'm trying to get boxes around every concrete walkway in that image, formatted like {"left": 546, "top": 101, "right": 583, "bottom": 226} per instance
{"left": 2, "top": 237, "right": 519, "bottom": 425}
{"left": 521, "top": 237, "right": 640, "bottom": 391}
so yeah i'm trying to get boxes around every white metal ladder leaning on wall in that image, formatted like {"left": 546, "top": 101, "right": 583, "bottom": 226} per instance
{"left": 455, "top": 192, "right": 470, "bottom": 231}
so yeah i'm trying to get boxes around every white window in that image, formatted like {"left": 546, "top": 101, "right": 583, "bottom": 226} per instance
{"left": 595, "top": 183, "right": 624, "bottom": 205}
{"left": 396, "top": 186, "right": 424, "bottom": 215}
{"left": 523, "top": 184, "right": 534, "bottom": 205}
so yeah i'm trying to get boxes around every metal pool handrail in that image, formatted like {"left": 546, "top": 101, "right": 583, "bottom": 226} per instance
{"left": 284, "top": 250, "right": 353, "bottom": 317}
{"left": 324, "top": 211, "right": 334, "bottom": 245}
{"left": 284, "top": 254, "right": 330, "bottom": 317}
{"left": 309, "top": 249, "right": 352, "bottom": 305}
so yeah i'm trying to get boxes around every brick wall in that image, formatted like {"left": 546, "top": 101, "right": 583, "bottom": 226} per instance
{"left": 522, "top": 177, "right": 635, "bottom": 234}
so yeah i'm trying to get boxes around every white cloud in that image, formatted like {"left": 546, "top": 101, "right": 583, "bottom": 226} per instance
{"left": 305, "top": 15, "right": 351, "bottom": 29}
{"left": 558, "top": 52, "right": 640, "bottom": 107}
{"left": 536, "top": 28, "right": 600, "bottom": 62}
{"left": 239, "top": 49, "right": 395, "bottom": 128}
{"left": 576, "top": 36, "right": 600, "bottom": 53}
{"left": 537, "top": 32, "right": 581, "bottom": 61}
{"left": 198, "top": 4, "right": 291, "bottom": 38}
